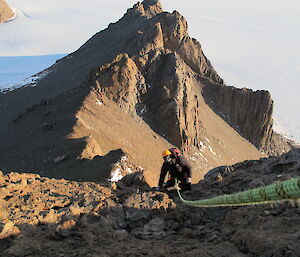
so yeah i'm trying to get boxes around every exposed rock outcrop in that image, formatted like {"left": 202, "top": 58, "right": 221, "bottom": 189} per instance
{"left": 205, "top": 85, "right": 273, "bottom": 150}
{"left": 204, "top": 147, "right": 300, "bottom": 185}
{"left": 0, "top": 0, "right": 14, "bottom": 23}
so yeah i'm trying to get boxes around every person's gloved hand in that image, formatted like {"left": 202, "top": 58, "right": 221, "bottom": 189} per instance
{"left": 185, "top": 177, "right": 192, "bottom": 191}
{"left": 186, "top": 177, "right": 192, "bottom": 184}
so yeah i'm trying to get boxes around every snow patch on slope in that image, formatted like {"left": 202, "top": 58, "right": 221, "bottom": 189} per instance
{"left": 0, "top": 70, "right": 49, "bottom": 93}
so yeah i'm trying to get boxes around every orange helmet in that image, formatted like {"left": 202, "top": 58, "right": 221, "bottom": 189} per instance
{"left": 162, "top": 149, "right": 172, "bottom": 158}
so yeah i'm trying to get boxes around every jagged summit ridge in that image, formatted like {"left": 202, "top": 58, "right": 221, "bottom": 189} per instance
{"left": 124, "top": 0, "right": 163, "bottom": 19}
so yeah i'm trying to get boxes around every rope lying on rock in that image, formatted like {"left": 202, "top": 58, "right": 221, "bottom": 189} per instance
{"left": 177, "top": 177, "right": 300, "bottom": 207}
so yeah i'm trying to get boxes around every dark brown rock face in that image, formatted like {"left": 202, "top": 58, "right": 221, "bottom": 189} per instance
{"left": 140, "top": 52, "right": 204, "bottom": 149}
{"left": 0, "top": 0, "right": 14, "bottom": 23}
{"left": 89, "top": 51, "right": 205, "bottom": 150}
{"left": 203, "top": 85, "right": 274, "bottom": 149}
{"left": 159, "top": 11, "right": 223, "bottom": 83}
{"left": 202, "top": 83, "right": 295, "bottom": 154}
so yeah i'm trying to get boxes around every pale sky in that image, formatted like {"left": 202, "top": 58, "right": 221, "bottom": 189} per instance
{"left": 1, "top": 0, "right": 300, "bottom": 142}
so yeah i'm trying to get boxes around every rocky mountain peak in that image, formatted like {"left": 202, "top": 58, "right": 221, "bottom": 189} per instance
{"left": 0, "top": 0, "right": 295, "bottom": 188}
{"left": 142, "top": 0, "right": 163, "bottom": 16}
{"left": 124, "top": 0, "right": 163, "bottom": 19}
{"left": 0, "top": 0, "right": 15, "bottom": 23}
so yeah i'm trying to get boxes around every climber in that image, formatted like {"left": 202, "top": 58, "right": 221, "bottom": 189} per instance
{"left": 157, "top": 149, "right": 192, "bottom": 191}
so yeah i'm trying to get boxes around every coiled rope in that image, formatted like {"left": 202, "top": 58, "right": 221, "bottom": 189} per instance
{"left": 177, "top": 177, "right": 300, "bottom": 207}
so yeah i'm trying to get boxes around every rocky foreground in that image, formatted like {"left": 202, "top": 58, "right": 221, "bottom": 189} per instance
{"left": 1, "top": 149, "right": 300, "bottom": 257}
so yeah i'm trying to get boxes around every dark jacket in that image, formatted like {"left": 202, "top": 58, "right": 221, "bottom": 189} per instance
{"left": 158, "top": 155, "right": 192, "bottom": 187}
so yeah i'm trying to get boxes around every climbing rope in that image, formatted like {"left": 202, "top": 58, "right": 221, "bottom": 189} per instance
{"left": 176, "top": 177, "right": 300, "bottom": 207}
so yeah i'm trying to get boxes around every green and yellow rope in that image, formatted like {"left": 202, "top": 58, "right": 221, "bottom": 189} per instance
{"left": 177, "top": 177, "right": 300, "bottom": 207}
